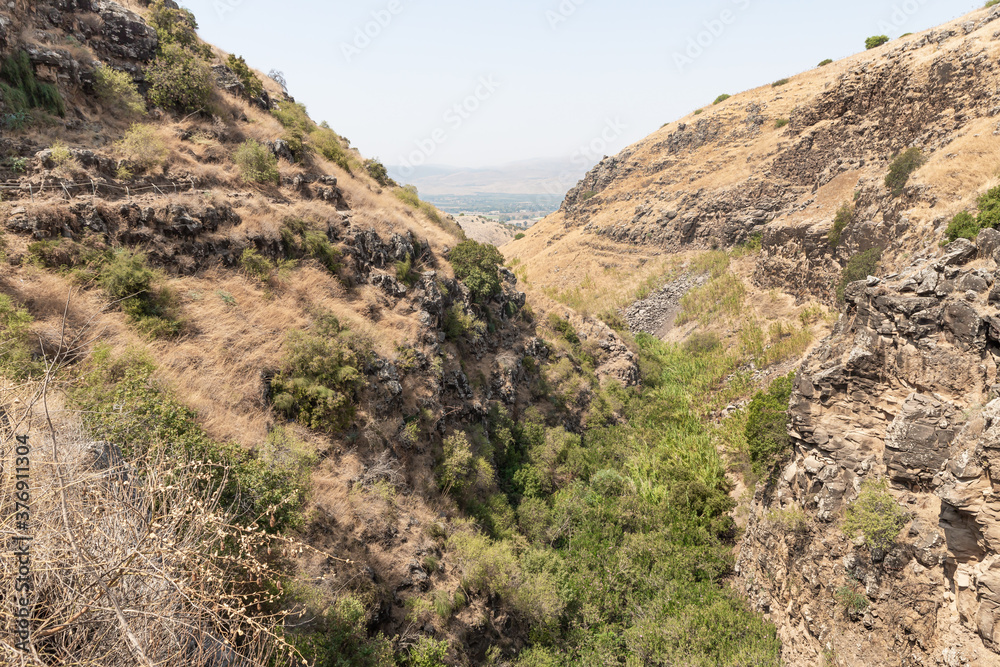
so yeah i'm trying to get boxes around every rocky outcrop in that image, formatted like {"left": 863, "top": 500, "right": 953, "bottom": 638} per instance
{"left": 737, "top": 232, "right": 1000, "bottom": 666}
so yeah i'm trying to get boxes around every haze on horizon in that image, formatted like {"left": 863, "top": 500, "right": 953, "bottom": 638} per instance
{"left": 185, "top": 0, "right": 979, "bottom": 173}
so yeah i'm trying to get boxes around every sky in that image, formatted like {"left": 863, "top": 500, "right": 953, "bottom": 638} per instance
{"left": 183, "top": 0, "right": 984, "bottom": 170}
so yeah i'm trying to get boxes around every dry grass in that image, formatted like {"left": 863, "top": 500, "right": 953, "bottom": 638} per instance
{"left": 0, "top": 380, "right": 316, "bottom": 666}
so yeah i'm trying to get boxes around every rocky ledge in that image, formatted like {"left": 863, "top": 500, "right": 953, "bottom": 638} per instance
{"left": 738, "top": 232, "right": 1000, "bottom": 666}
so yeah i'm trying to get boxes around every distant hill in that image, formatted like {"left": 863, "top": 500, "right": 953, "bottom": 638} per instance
{"left": 387, "top": 157, "right": 590, "bottom": 196}
{"left": 455, "top": 215, "right": 516, "bottom": 246}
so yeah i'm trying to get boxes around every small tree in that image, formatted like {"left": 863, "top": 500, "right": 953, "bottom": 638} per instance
{"left": 884, "top": 147, "right": 925, "bottom": 196}
{"left": 364, "top": 158, "right": 394, "bottom": 187}
{"left": 844, "top": 479, "right": 907, "bottom": 551}
{"left": 449, "top": 240, "right": 505, "bottom": 303}
{"left": 865, "top": 35, "right": 890, "bottom": 49}
{"left": 145, "top": 42, "right": 213, "bottom": 113}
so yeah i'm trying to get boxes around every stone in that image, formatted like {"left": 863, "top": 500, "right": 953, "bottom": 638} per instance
{"left": 978, "top": 228, "right": 1000, "bottom": 259}
{"left": 95, "top": 0, "right": 158, "bottom": 62}
{"left": 885, "top": 393, "right": 963, "bottom": 484}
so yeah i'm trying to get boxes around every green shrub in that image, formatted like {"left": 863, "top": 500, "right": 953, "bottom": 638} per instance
{"left": 988, "top": 0, "right": 1000, "bottom": 7}
{"left": 270, "top": 314, "right": 365, "bottom": 433}
{"left": 977, "top": 185, "right": 1000, "bottom": 229}
{"left": 272, "top": 101, "right": 311, "bottom": 154}
{"left": 449, "top": 240, "right": 505, "bottom": 303}
{"left": 746, "top": 373, "right": 795, "bottom": 476}
{"left": 145, "top": 42, "right": 213, "bottom": 113}
{"left": 311, "top": 126, "right": 353, "bottom": 172}
{"left": 395, "top": 256, "right": 419, "bottom": 287}
{"left": 116, "top": 123, "right": 168, "bottom": 173}
{"left": 774, "top": 118, "right": 789, "bottom": 129}
{"left": 836, "top": 248, "right": 882, "bottom": 303}
{"left": 884, "top": 147, "right": 925, "bottom": 195}
{"left": 713, "top": 94, "right": 731, "bottom": 105}
{"left": 515, "top": 232, "right": 526, "bottom": 240}
{"left": 147, "top": 0, "right": 205, "bottom": 54}
{"left": 240, "top": 247, "right": 273, "bottom": 281}
{"left": 819, "top": 58, "right": 833, "bottom": 66}
{"left": 835, "top": 586, "right": 869, "bottom": 613}
{"left": 234, "top": 139, "right": 280, "bottom": 184}
{"left": 865, "top": 35, "right": 890, "bottom": 49}
{"left": 828, "top": 202, "right": 854, "bottom": 248}
{"left": 772, "top": 78, "right": 789, "bottom": 87}
{"left": 280, "top": 219, "right": 343, "bottom": 274}
{"left": 0, "top": 50, "right": 65, "bottom": 117}
{"left": 844, "top": 479, "right": 907, "bottom": 551}
{"left": 93, "top": 65, "right": 145, "bottom": 115}
{"left": 946, "top": 211, "right": 980, "bottom": 242}
{"left": 99, "top": 249, "right": 182, "bottom": 338}
{"left": 364, "top": 157, "right": 394, "bottom": 186}
{"left": 287, "top": 595, "right": 395, "bottom": 667}
{"left": 409, "top": 636, "right": 449, "bottom": 667}
{"left": 225, "top": 54, "right": 264, "bottom": 99}
{"left": 443, "top": 305, "right": 486, "bottom": 342}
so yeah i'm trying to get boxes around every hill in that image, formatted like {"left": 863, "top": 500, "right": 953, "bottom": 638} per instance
{"left": 0, "top": 2, "right": 785, "bottom": 666}
{"left": 509, "top": 3, "right": 1000, "bottom": 665}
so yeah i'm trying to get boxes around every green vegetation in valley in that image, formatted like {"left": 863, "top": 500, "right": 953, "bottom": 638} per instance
{"left": 746, "top": 373, "right": 796, "bottom": 476}
{"left": 425, "top": 332, "right": 781, "bottom": 665}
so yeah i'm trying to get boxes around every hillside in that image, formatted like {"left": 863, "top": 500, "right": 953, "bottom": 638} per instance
{"left": 455, "top": 214, "right": 516, "bottom": 246}
{"left": 0, "top": 2, "right": 789, "bottom": 666}
{"left": 507, "top": 3, "right": 1000, "bottom": 665}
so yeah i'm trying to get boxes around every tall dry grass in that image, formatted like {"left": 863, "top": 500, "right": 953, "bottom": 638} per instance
{"left": 0, "top": 374, "right": 321, "bottom": 666}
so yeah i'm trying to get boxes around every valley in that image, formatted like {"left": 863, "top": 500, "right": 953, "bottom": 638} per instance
{"left": 2, "top": 1, "right": 1000, "bottom": 666}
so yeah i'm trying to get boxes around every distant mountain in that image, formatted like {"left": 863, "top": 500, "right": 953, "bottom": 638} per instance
{"left": 387, "top": 157, "right": 591, "bottom": 196}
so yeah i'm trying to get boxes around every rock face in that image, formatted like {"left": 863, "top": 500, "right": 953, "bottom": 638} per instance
{"left": 737, "top": 233, "right": 1000, "bottom": 666}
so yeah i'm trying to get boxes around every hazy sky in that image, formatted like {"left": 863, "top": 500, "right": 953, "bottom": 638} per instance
{"left": 184, "top": 0, "right": 982, "bottom": 169}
